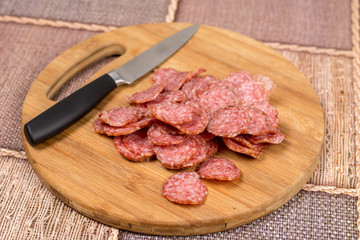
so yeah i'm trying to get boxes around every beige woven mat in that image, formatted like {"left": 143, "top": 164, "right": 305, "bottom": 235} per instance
{"left": 0, "top": 0, "right": 359, "bottom": 239}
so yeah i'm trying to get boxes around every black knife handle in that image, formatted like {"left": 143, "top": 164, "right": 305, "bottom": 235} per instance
{"left": 24, "top": 74, "right": 117, "bottom": 146}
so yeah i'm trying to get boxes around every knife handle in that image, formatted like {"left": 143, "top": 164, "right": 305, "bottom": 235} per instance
{"left": 24, "top": 74, "right": 117, "bottom": 146}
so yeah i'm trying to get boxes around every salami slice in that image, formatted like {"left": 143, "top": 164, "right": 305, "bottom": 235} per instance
{"left": 92, "top": 118, "right": 108, "bottom": 134}
{"left": 199, "top": 130, "right": 216, "bottom": 142}
{"left": 122, "top": 128, "right": 155, "bottom": 157}
{"left": 198, "top": 86, "right": 240, "bottom": 114}
{"left": 254, "top": 74, "right": 275, "bottom": 100}
{"left": 181, "top": 136, "right": 208, "bottom": 168}
{"left": 99, "top": 106, "right": 143, "bottom": 127}
{"left": 162, "top": 172, "right": 207, "bottom": 205}
{"left": 103, "top": 117, "right": 154, "bottom": 136}
{"left": 223, "top": 137, "right": 265, "bottom": 158}
{"left": 196, "top": 157, "right": 241, "bottom": 180}
{"left": 127, "top": 81, "right": 166, "bottom": 104}
{"left": 242, "top": 106, "right": 270, "bottom": 135}
{"left": 182, "top": 75, "right": 218, "bottom": 100}
{"left": 164, "top": 68, "right": 206, "bottom": 92}
{"left": 147, "top": 122, "right": 188, "bottom": 145}
{"left": 223, "top": 71, "right": 267, "bottom": 105}
{"left": 223, "top": 71, "right": 254, "bottom": 87}
{"left": 152, "top": 68, "right": 182, "bottom": 86}
{"left": 232, "top": 134, "right": 259, "bottom": 149}
{"left": 252, "top": 101, "right": 279, "bottom": 132}
{"left": 174, "top": 102, "right": 210, "bottom": 135}
{"left": 247, "top": 132, "right": 285, "bottom": 144}
{"left": 154, "top": 136, "right": 197, "bottom": 169}
{"left": 206, "top": 138, "right": 219, "bottom": 157}
{"left": 151, "top": 102, "right": 196, "bottom": 125}
{"left": 113, "top": 136, "right": 152, "bottom": 162}
{"left": 207, "top": 105, "right": 249, "bottom": 137}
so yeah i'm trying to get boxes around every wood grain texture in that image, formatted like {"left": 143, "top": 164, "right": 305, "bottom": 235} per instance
{"left": 21, "top": 23, "right": 324, "bottom": 235}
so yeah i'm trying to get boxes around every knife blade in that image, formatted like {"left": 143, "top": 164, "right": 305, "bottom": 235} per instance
{"left": 24, "top": 24, "right": 200, "bottom": 146}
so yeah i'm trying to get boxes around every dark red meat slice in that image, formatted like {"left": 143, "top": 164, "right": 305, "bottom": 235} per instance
{"left": 165, "top": 68, "right": 206, "bottom": 91}
{"left": 182, "top": 75, "right": 218, "bottom": 100}
{"left": 122, "top": 128, "right": 155, "bottom": 157}
{"left": 147, "top": 122, "right": 188, "bottom": 145}
{"left": 199, "top": 130, "right": 216, "bottom": 142}
{"left": 152, "top": 68, "right": 182, "bottom": 86}
{"left": 242, "top": 106, "right": 270, "bottom": 135}
{"left": 252, "top": 101, "right": 279, "bottom": 132}
{"left": 196, "top": 157, "right": 241, "bottom": 180}
{"left": 174, "top": 102, "right": 210, "bottom": 135}
{"left": 162, "top": 172, "right": 207, "bottom": 205}
{"left": 154, "top": 136, "right": 197, "bottom": 169}
{"left": 92, "top": 118, "right": 107, "bottom": 134}
{"left": 127, "top": 81, "right": 166, "bottom": 104}
{"left": 223, "top": 71, "right": 254, "bottom": 87}
{"left": 113, "top": 136, "right": 152, "bottom": 162}
{"left": 232, "top": 134, "right": 260, "bottom": 150}
{"left": 223, "top": 137, "right": 265, "bottom": 158}
{"left": 151, "top": 102, "right": 196, "bottom": 125}
{"left": 207, "top": 105, "right": 249, "bottom": 137}
{"left": 101, "top": 117, "right": 154, "bottom": 136}
{"left": 254, "top": 74, "right": 275, "bottom": 100}
{"left": 99, "top": 106, "right": 143, "bottom": 127}
{"left": 134, "top": 90, "right": 187, "bottom": 115}
{"left": 198, "top": 86, "right": 240, "bottom": 114}
{"left": 206, "top": 138, "right": 219, "bottom": 157}
{"left": 181, "top": 136, "right": 208, "bottom": 168}
{"left": 223, "top": 71, "right": 267, "bottom": 105}
{"left": 247, "top": 132, "right": 285, "bottom": 144}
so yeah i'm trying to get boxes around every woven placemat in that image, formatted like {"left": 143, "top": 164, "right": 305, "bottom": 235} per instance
{"left": 0, "top": 0, "right": 358, "bottom": 239}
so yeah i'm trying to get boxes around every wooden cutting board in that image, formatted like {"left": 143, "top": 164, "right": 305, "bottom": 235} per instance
{"left": 21, "top": 23, "right": 324, "bottom": 235}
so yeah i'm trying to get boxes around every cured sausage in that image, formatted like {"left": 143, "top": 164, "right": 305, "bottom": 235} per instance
{"left": 196, "top": 157, "right": 241, "bottom": 180}
{"left": 162, "top": 172, "right": 207, "bottom": 205}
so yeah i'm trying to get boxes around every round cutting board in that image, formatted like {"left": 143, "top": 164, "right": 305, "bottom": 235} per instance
{"left": 21, "top": 23, "right": 324, "bottom": 235}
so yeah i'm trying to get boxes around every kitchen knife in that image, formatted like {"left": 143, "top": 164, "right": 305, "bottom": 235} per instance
{"left": 24, "top": 24, "right": 200, "bottom": 146}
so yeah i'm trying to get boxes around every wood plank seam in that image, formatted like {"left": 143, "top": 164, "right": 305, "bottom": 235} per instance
{"left": 0, "top": 14, "right": 354, "bottom": 58}
{"left": 350, "top": 0, "right": 360, "bottom": 238}
{"left": 0, "top": 147, "right": 356, "bottom": 197}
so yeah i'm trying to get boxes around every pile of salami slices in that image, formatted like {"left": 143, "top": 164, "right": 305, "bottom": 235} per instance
{"left": 92, "top": 68, "right": 285, "bottom": 205}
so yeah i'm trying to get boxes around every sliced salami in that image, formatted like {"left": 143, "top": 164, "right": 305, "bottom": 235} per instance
{"left": 232, "top": 134, "right": 259, "bottom": 149}
{"left": 206, "top": 138, "right": 219, "bottom": 157}
{"left": 199, "top": 130, "right": 216, "bottom": 142}
{"left": 152, "top": 68, "right": 184, "bottom": 86}
{"left": 181, "top": 136, "right": 208, "bottom": 168}
{"left": 122, "top": 128, "right": 155, "bottom": 157}
{"left": 183, "top": 75, "right": 218, "bottom": 100}
{"left": 154, "top": 136, "right": 197, "bottom": 169}
{"left": 207, "top": 105, "right": 249, "bottom": 137}
{"left": 247, "top": 132, "right": 285, "bottom": 144}
{"left": 103, "top": 117, "right": 154, "bottom": 136}
{"left": 92, "top": 118, "right": 108, "bottom": 134}
{"left": 164, "top": 68, "right": 206, "bottom": 92}
{"left": 147, "top": 122, "right": 188, "bottom": 146}
{"left": 99, "top": 106, "right": 143, "bottom": 127}
{"left": 198, "top": 86, "right": 240, "bottom": 114}
{"left": 196, "top": 157, "right": 241, "bottom": 180}
{"left": 162, "top": 172, "right": 207, "bottom": 205}
{"left": 174, "top": 102, "right": 210, "bottom": 135}
{"left": 242, "top": 106, "right": 270, "bottom": 135}
{"left": 223, "top": 71, "right": 267, "bottom": 105}
{"left": 127, "top": 81, "right": 166, "bottom": 104}
{"left": 252, "top": 101, "right": 279, "bottom": 132}
{"left": 222, "top": 137, "right": 265, "bottom": 158}
{"left": 254, "top": 74, "right": 275, "bottom": 100}
{"left": 151, "top": 102, "right": 196, "bottom": 125}
{"left": 113, "top": 136, "right": 152, "bottom": 162}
